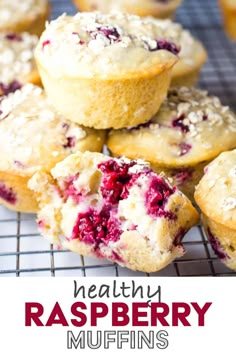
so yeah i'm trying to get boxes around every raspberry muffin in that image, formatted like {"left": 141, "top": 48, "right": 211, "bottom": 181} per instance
{"left": 0, "top": 85, "right": 106, "bottom": 213}
{"left": 35, "top": 12, "right": 179, "bottom": 129}
{"left": 0, "top": 32, "right": 40, "bottom": 97}
{"left": 107, "top": 87, "right": 236, "bottom": 202}
{"left": 195, "top": 150, "right": 236, "bottom": 271}
{"left": 153, "top": 20, "right": 207, "bottom": 87}
{"left": 73, "top": 0, "right": 182, "bottom": 19}
{"left": 29, "top": 152, "right": 199, "bottom": 272}
{"left": 219, "top": 0, "right": 236, "bottom": 40}
{"left": 0, "top": 0, "right": 50, "bottom": 36}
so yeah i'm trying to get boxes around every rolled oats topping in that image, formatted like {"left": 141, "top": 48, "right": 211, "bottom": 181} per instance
{"left": 0, "top": 32, "right": 38, "bottom": 86}
{"left": 36, "top": 12, "right": 180, "bottom": 77}
{"left": 108, "top": 87, "right": 236, "bottom": 166}
{"left": 0, "top": 0, "right": 48, "bottom": 28}
{"left": 0, "top": 84, "right": 90, "bottom": 173}
{"left": 135, "top": 86, "right": 236, "bottom": 145}
{"left": 158, "top": 87, "right": 236, "bottom": 136}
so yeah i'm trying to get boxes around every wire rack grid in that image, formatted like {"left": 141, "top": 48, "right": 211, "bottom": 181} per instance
{"left": 0, "top": 0, "right": 236, "bottom": 277}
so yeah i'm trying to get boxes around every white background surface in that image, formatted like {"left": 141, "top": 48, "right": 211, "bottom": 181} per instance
{"left": 0, "top": 277, "right": 233, "bottom": 353}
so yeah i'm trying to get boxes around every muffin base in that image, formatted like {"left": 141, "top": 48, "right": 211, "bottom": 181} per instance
{"left": 38, "top": 64, "right": 173, "bottom": 129}
{"left": 0, "top": 171, "right": 38, "bottom": 213}
{"left": 219, "top": 0, "right": 236, "bottom": 40}
{"left": 202, "top": 214, "right": 236, "bottom": 271}
{"left": 64, "top": 229, "right": 185, "bottom": 273}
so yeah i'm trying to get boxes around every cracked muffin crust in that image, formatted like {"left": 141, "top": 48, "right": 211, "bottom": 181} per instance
{"left": 0, "top": 32, "right": 40, "bottom": 96}
{"left": 107, "top": 87, "right": 236, "bottom": 201}
{"left": 195, "top": 150, "right": 236, "bottom": 271}
{"left": 35, "top": 12, "right": 179, "bottom": 129}
{"left": 73, "top": 0, "right": 183, "bottom": 20}
{"left": 0, "top": 84, "right": 106, "bottom": 213}
{"left": 29, "top": 151, "right": 199, "bottom": 272}
{"left": 0, "top": 0, "right": 50, "bottom": 36}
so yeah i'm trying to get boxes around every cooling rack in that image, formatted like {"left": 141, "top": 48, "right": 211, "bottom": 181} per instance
{"left": 0, "top": 0, "right": 236, "bottom": 277}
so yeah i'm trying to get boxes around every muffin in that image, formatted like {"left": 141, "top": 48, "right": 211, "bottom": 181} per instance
{"left": 0, "top": 84, "right": 106, "bottom": 213}
{"left": 0, "top": 0, "right": 50, "bottom": 36}
{"left": 0, "top": 32, "right": 40, "bottom": 96}
{"left": 29, "top": 151, "right": 199, "bottom": 272}
{"left": 195, "top": 150, "right": 236, "bottom": 271}
{"left": 219, "top": 0, "right": 236, "bottom": 40}
{"left": 35, "top": 12, "right": 179, "bottom": 129}
{"left": 107, "top": 87, "right": 236, "bottom": 201}
{"left": 73, "top": 0, "right": 183, "bottom": 19}
{"left": 152, "top": 19, "right": 207, "bottom": 87}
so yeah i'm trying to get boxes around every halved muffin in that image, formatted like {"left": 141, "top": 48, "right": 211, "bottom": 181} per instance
{"left": 29, "top": 151, "right": 199, "bottom": 272}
